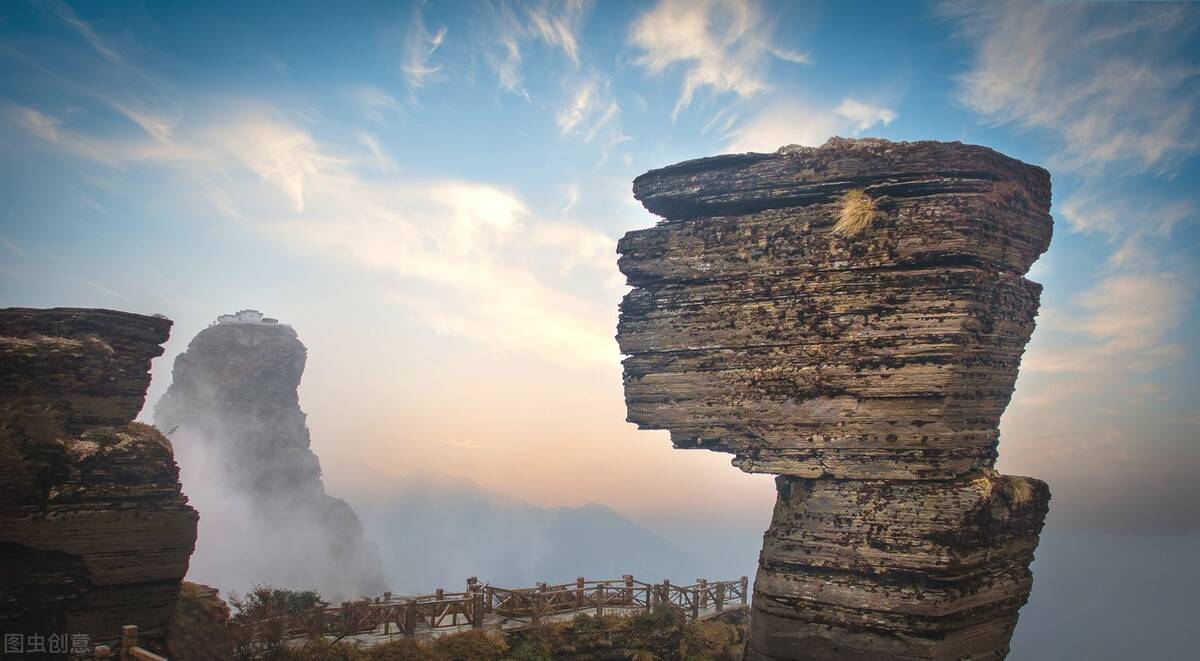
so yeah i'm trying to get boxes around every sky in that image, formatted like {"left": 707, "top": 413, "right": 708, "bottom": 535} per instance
{"left": 0, "top": 0, "right": 1198, "bottom": 540}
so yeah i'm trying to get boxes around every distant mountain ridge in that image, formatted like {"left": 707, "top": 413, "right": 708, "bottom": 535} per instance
{"left": 353, "top": 472, "right": 704, "bottom": 593}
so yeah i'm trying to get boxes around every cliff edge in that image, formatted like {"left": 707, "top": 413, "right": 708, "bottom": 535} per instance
{"left": 0, "top": 307, "right": 198, "bottom": 649}
{"left": 617, "top": 138, "right": 1052, "bottom": 660}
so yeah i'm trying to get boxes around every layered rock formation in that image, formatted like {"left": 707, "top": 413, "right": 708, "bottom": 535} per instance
{"left": 154, "top": 312, "right": 386, "bottom": 599}
{"left": 616, "top": 138, "right": 1052, "bottom": 659}
{"left": 0, "top": 308, "right": 197, "bottom": 647}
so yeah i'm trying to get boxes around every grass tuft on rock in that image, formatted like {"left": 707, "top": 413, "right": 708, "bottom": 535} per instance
{"left": 832, "top": 188, "right": 877, "bottom": 236}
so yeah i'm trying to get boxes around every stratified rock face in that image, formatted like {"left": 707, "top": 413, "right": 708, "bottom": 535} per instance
{"left": 0, "top": 308, "right": 198, "bottom": 645}
{"left": 616, "top": 138, "right": 1052, "bottom": 659}
{"left": 154, "top": 314, "right": 386, "bottom": 599}
{"left": 752, "top": 476, "right": 1049, "bottom": 660}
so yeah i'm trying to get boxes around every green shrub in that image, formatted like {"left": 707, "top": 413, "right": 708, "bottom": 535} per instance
{"left": 229, "top": 586, "right": 326, "bottom": 622}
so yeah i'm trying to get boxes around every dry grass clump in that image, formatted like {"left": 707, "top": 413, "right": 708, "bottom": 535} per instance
{"left": 1001, "top": 477, "right": 1035, "bottom": 506}
{"left": 831, "top": 188, "right": 877, "bottom": 237}
{"left": 970, "top": 470, "right": 1036, "bottom": 507}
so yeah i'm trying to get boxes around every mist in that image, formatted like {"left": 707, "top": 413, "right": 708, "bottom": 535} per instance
{"left": 155, "top": 316, "right": 387, "bottom": 601}
{"left": 351, "top": 472, "right": 754, "bottom": 594}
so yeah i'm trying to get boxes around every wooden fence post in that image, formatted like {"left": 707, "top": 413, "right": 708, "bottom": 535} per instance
{"left": 623, "top": 574, "right": 634, "bottom": 604}
{"left": 120, "top": 625, "right": 137, "bottom": 661}
{"left": 472, "top": 592, "right": 485, "bottom": 629}
{"left": 698, "top": 579, "right": 708, "bottom": 608}
{"left": 531, "top": 589, "right": 542, "bottom": 626}
{"left": 484, "top": 586, "right": 494, "bottom": 613}
{"left": 662, "top": 579, "right": 671, "bottom": 608}
{"left": 690, "top": 587, "right": 700, "bottom": 621}
{"left": 645, "top": 582, "right": 653, "bottom": 613}
{"left": 576, "top": 577, "right": 585, "bottom": 609}
{"left": 596, "top": 582, "right": 605, "bottom": 616}
{"left": 715, "top": 582, "right": 725, "bottom": 613}
{"left": 403, "top": 600, "right": 417, "bottom": 637}
{"left": 740, "top": 576, "right": 749, "bottom": 606}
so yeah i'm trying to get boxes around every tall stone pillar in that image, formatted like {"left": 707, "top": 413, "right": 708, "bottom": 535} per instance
{"left": 615, "top": 138, "right": 1052, "bottom": 659}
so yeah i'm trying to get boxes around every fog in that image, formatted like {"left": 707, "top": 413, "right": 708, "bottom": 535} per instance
{"left": 351, "top": 473, "right": 741, "bottom": 594}
{"left": 154, "top": 321, "right": 387, "bottom": 601}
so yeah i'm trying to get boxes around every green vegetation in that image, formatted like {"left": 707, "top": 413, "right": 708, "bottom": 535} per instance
{"left": 229, "top": 586, "right": 327, "bottom": 622}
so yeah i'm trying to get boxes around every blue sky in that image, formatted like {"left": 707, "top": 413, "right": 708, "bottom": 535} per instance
{"left": 1, "top": 0, "right": 1197, "bottom": 534}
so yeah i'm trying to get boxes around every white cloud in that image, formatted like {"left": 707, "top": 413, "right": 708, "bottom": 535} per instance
{"left": 723, "top": 101, "right": 840, "bottom": 153}
{"left": 557, "top": 77, "right": 620, "bottom": 142}
{"left": 487, "top": 0, "right": 588, "bottom": 98}
{"left": 1060, "top": 194, "right": 1192, "bottom": 240}
{"left": 402, "top": 2, "right": 447, "bottom": 89}
{"left": 834, "top": 98, "right": 897, "bottom": 133}
{"left": 12, "top": 102, "right": 619, "bottom": 365}
{"left": 6, "top": 105, "right": 210, "bottom": 166}
{"left": 722, "top": 96, "right": 897, "bottom": 153}
{"left": 629, "top": 0, "right": 809, "bottom": 118}
{"left": 1025, "top": 273, "right": 1187, "bottom": 376}
{"left": 489, "top": 33, "right": 528, "bottom": 98}
{"left": 208, "top": 115, "right": 346, "bottom": 213}
{"left": 356, "top": 131, "right": 393, "bottom": 170}
{"left": 525, "top": 0, "right": 586, "bottom": 66}
{"left": 1057, "top": 191, "right": 1194, "bottom": 275}
{"left": 351, "top": 84, "right": 402, "bottom": 123}
{"left": 946, "top": 0, "right": 1200, "bottom": 174}
{"left": 34, "top": 0, "right": 125, "bottom": 66}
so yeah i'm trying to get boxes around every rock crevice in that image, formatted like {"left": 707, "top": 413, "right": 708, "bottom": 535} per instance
{"left": 616, "top": 138, "right": 1052, "bottom": 659}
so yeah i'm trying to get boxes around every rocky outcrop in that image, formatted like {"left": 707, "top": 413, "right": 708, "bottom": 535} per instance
{"left": 154, "top": 313, "right": 386, "bottom": 599}
{"left": 166, "top": 582, "right": 234, "bottom": 660}
{"left": 616, "top": 138, "right": 1052, "bottom": 659}
{"left": 0, "top": 308, "right": 197, "bottom": 648}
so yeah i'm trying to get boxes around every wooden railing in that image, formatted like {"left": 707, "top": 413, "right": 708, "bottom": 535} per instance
{"left": 92, "top": 625, "right": 167, "bottom": 661}
{"left": 237, "top": 574, "right": 750, "bottom": 643}
{"left": 99, "top": 576, "right": 750, "bottom": 659}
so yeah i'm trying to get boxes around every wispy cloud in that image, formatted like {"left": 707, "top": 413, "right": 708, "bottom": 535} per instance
{"left": 5, "top": 105, "right": 210, "bottom": 166}
{"left": 487, "top": 0, "right": 589, "bottom": 98}
{"left": 722, "top": 96, "right": 895, "bottom": 153}
{"left": 556, "top": 75, "right": 625, "bottom": 149}
{"left": 945, "top": 0, "right": 1200, "bottom": 175}
{"left": 1025, "top": 272, "right": 1188, "bottom": 377}
{"left": 0, "top": 234, "right": 26, "bottom": 257}
{"left": 33, "top": 0, "right": 125, "bottom": 66}
{"left": 79, "top": 277, "right": 128, "bottom": 300}
{"left": 1060, "top": 194, "right": 1192, "bottom": 241}
{"left": 350, "top": 84, "right": 402, "bottom": 123}
{"left": 526, "top": 0, "right": 586, "bottom": 66}
{"left": 402, "top": 2, "right": 447, "bottom": 90}
{"left": 488, "top": 31, "right": 528, "bottom": 99}
{"left": 12, "top": 100, "right": 619, "bottom": 364}
{"left": 629, "top": 0, "right": 809, "bottom": 119}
